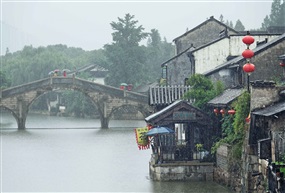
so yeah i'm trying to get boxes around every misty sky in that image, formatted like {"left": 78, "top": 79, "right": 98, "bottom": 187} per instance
{"left": 1, "top": 1, "right": 273, "bottom": 53}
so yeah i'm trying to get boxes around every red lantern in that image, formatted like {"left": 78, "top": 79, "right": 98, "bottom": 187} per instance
{"left": 228, "top": 109, "right": 236, "bottom": 115}
{"left": 214, "top": 108, "right": 219, "bottom": 115}
{"left": 243, "top": 63, "right": 255, "bottom": 74}
{"left": 245, "top": 114, "right": 251, "bottom": 124}
{"left": 245, "top": 117, "right": 250, "bottom": 124}
{"left": 280, "top": 62, "right": 285, "bottom": 67}
{"left": 242, "top": 35, "right": 255, "bottom": 45}
{"left": 220, "top": 109, "right": 225, "bottom": 115}
{"left": 242, "top": 49, "right": 254, "bottom": 59}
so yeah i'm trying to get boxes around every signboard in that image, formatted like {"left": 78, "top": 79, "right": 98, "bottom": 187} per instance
{"left": 173, "top": 111, "right": 196, "bottom": 121}
{"left": 134, "top": 127, "right": 150, "bottom": 150}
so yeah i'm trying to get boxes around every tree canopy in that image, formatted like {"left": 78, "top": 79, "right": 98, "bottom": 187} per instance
{"left": 234, "top": 19, "right": 245, "bottom": 31}
{"left": 183, "top": 74, "right": 224, "bottom": 111}
{"left": 261, "top": 0, "right": 285, "bottom": 30}
{"left": 0, "top": 70, "right": 11, "bottom": 89}
{"left": 104, "top": 13, "right": 174, "bottom": 87}
{"left": 1, "top": 44, "right": 104, "bottom": 86}
{"left": 103, "top": 14, "right": 149, "bottom": 87}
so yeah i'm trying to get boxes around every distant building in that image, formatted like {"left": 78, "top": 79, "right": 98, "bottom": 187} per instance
{"left": 72, "top": 64, "right": 108, "bottom": 84}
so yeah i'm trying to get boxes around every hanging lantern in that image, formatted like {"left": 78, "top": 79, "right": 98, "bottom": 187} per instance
{"left": 214, "top": 108, "right": 219, "bottom": 115}
{"left": 220, "top": 109, "right": 225, "bottom": 116}
{"left": 228, "top": 109, "right": 236, "bottom": 115}
{"left": 242, "top": 49, "right": 254, "bottom": 59}
{"left": 242, "top": 35, "right": 255, "bottom": 46}
{"left": 243, "top": 63, "right": 255, "bottom": 74}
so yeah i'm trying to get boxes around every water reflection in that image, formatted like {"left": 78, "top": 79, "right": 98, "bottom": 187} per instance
{"left": 1, "top": 113, "right": 233, "bottom": 192}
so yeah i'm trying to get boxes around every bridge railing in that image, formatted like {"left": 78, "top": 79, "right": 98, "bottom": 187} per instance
{"left": 149, "top": 85, "right": 192, "bottom": 105}
{"left": 0, "top": 77, "right": 149, "bottom": 104}
{"left": 1, "top": 78, "right": 51, "bottom": 98}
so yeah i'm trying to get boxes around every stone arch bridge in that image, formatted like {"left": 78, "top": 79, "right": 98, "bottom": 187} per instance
{"left": 0, "top": 77, "right": 152, "bottom": 129}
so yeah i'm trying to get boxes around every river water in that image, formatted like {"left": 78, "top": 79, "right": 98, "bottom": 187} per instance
{"left": 0, "top": 112, "right": 233, "bottom": 192}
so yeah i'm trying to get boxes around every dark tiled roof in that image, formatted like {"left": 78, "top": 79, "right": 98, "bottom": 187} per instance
{"left": 253, "top": 101, "right": 285, "bottom": 116}
{"left": 145, "top": 99, "right": 212, "bottom": 127}
{"left": 207, "top": 88, "right": 244, "bottom": 107}
{"left": 77, "top": 64, "right": 108, "bottom": 72}
{"left": 173, "top": 16, "right": 238, "bottom": 42}
{"left": 145, "top": 100, "right": 202, "bottom": 122}
{"left": 145, "top": 100, "right": 183, "bottom": 122}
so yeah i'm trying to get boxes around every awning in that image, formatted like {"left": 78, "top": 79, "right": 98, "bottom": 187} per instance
{"left": 207, "top": 88, "right": 244, "bottom": 107}
{"left": 252, "top": 101, "right": 285, "bottom": 116}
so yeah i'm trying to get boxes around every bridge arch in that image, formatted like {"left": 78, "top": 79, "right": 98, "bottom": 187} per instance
{"left": 106, "top": 104, "right": 151, "bottom": 124}
{"left": 0, "top": 77, "right": 152, "bottom": 129}
{"left": 0, "top": 106, "right": 21, "bottom": 128}
{"left": 28, "top": 89, "right": 102, "bottom": 126}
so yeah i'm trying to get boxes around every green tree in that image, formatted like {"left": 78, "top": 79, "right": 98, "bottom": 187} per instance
{"left": 233, "top": 92, "right": 250, "bottom": 139}
{"left": 234, "top": 19, "right": 245, "bottom": 31}
{"left": 104, "top": 13, "right": 149, "bottom": 87}
{"left": 224, "top": 20, "right": 235, "bottom": 29}
{"left": 219, "top": 14, "right": 225, "bottom": 23}
{"left": 0, "top": 70, "right": 11, "bottom": 89}
{"left": 145, "top": 29, "right": 175, "bottom": 83}
{"left": 261, "top": 15, "right": 271, "bottom": 30}
{"left": 183, "top": 74, "right": 224, "bottom": 111}
{"left": 211, "top": 91, "right": 250, "bottom": 159}
{"left": 261, "top": 0, "right": 285, "bottom": 30}
{"left": 225, "top": 20, "right": 234, "bottom": 28}
{"left": 1, "top": 44, "right": 99, "bottom": 86}
{"left": 61, "top": 90, "right": 97, "bottom": 118}
{"left": 0, "top": 44, "right": 105, "bottom": 117}
{"left": 148, "top": 29, "right": 161, "bottom": 48}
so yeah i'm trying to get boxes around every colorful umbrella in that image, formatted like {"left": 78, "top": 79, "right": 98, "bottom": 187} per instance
{"left": 145, "top": 126, "right": 174, "bottom": 136}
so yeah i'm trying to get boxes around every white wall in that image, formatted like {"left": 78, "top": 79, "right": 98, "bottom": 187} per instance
{"left": 194, "top": 35, "right": 280, "bottom": 74}
{"left": 88, "top": 77, "right": 105, "bottom": 85}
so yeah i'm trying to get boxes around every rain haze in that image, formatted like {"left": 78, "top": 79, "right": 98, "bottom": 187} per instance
{"left": 1, "top": 0, "right": 273, "bottom": 54}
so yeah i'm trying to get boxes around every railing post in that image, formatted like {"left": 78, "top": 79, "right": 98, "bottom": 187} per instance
{"left": 49, "top": 76, "right": 53, "bottom": 85}
{"left": 72, "top": 74, "right": 75, "bottom": 85}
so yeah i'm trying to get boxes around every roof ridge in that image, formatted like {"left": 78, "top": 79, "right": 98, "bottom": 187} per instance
{"left": 173, "top": 16, "right": 238, "bottom": 42}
